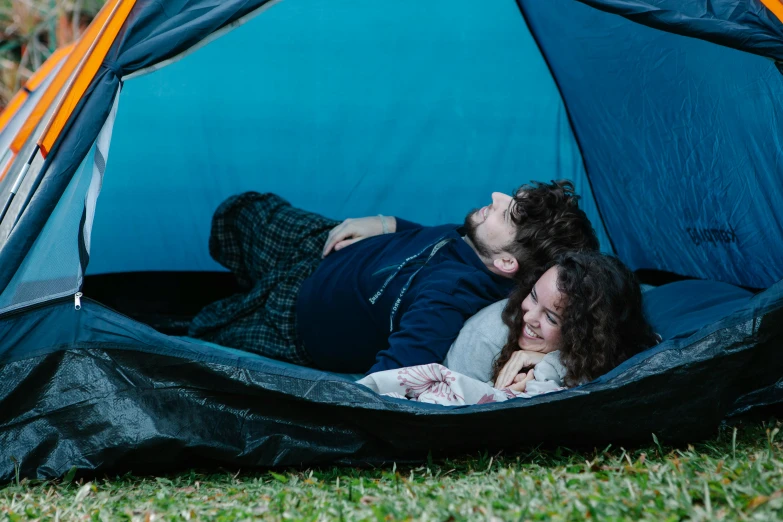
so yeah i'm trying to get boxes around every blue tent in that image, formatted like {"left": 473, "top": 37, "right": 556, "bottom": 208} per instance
{"left": 1, "top": 0, "right": 782, "bottom": 480}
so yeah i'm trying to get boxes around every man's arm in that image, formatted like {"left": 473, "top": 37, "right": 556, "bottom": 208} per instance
{"left": 322, "top": 215, "right": 422, "bottom": 257}
{"left": 367, "top": 290, "right": 469, "bottom": 374}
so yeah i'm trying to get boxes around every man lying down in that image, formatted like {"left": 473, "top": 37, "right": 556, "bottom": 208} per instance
{"left": 189, "top": 180, "right": 657, "bottom": 405}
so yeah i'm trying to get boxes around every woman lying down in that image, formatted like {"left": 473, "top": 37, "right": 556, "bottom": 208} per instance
{"left": 358, "top": 252, "right": 659, "bottom": 405}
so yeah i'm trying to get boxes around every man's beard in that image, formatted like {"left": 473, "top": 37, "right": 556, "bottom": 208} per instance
{"left": 463, "top": 209, "right": 496, "bottom": 259}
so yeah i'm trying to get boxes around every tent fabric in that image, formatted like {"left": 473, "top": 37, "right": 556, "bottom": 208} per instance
{"left": 38, "top": 0, "right": 137, "bottom": 157}
{"left": 7, "top": 0, "right": 120, "bottom": 160}
{"left": 565, "top": 0, "right": 783, "bottom": 61}
{"left": 1, "top": 279, "right": 781, "bottom": 481}
{"left": 1, "top": 0, "right": 783, "bottom": 481}
{"left": 0, "top": 0, "right": 275, "bottom": 294}
{"left": 0, "top": 89, "right": 120, "bottom": 315}
{"left": 0, "top": 0, "right": 128, "bottom": 245}
{"left": 0, "top": 103, "right": 55, "bottom": 228}
{"left": 642, "top": 280, "right": 754, "bottom": 341}
{"left": 521, "top": 0, "right": 783, "bottom": 289}
{"left": 87, "top": 0, "right": 605, "bottom": 275}
{"left": 0, "top": 55, "right": 66, "bottom": 181}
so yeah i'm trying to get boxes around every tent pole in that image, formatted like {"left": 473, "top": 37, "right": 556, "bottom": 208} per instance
{"left": 38, "top": 0, "right": 125, "bottom": 155}
{"left": 2, "top": 0, "right": 125, "bottom": 237}
{"left": 0, "top": 145, "right": 39, "bottom": 228}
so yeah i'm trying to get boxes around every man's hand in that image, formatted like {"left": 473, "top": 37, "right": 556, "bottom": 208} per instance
{"left": 322, "top": 216, "right": 397, "bottom": 257}
{"left": 494, "top": 350, "right": 545, "bottom": 389}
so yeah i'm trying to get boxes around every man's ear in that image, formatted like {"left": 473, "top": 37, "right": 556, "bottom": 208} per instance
{"left": 492, "top": 253, "right": 519, "bottom": 276}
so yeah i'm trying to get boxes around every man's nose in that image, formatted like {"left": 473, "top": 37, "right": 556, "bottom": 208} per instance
{"left": 492, "top": 192, "right": 511, "bottom": 207}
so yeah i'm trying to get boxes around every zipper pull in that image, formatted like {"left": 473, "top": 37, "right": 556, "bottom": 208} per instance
{"left": 74, "top": 292, "right": 83, "bottom": 310}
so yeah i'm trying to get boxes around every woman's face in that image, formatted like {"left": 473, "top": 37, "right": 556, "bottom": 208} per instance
{"left": 518, "top": 266, "right": 565, "bottom": 353}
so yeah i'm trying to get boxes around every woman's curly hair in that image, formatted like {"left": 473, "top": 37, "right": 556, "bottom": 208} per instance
{"left": 491, "top": 252, "right": 659, "bottom": 387}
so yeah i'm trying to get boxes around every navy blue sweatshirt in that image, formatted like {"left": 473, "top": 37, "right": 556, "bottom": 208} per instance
{"left": 296, "top": 219, "right": 515, "bottom": 374}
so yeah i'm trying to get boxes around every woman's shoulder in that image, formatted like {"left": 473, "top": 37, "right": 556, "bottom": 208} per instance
{"left": 453, "top": 298, "right": 509, "bottom": 348}
{"left": 466, "top": 298, "right": 508, "bottom": 329}
{"left": 443, "top": 299, "right": 509, "bottom": 382}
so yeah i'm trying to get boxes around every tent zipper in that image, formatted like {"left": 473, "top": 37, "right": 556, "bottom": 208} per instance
{"left": 1, "top": 292, "right": 171, "bottom": 329}
{"left": 0, "top": 294, "right": 79, "bottom": 320}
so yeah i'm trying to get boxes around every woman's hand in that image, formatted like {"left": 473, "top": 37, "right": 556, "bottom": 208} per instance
{"left": 494, "top": 350, "right": 545, "bottom": 389}
{"left": 322, "top": 216, "right": 397, "bottom": 257}
{"left": 508, "top": 370, "right": 535, "bottom": 392}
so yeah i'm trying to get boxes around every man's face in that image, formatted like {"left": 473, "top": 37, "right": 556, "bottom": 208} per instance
{"left": 463, "top": 192, "right": 517, "bottom": 259}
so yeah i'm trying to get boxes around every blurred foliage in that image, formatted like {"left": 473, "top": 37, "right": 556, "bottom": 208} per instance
{"left": 0, "top": 0, "right": 104, "bottom": 111}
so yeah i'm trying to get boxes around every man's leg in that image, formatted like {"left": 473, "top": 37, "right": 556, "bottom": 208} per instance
{"left": 191, "top": 258, "right": 320, "bottom": 365}
{"left": 208, "top": 192, "right": 338, "bottom": 288}
{"left": 189, "top": 192, "right": 338, "bottom": 364}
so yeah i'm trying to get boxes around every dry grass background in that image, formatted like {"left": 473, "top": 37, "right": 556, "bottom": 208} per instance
{"left": 0, "top": 0, "right": 103, "bottom": 112}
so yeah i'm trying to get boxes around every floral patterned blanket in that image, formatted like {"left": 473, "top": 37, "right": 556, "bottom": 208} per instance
{"left": 357, "top": 364, "right": 563, "bottom": 406}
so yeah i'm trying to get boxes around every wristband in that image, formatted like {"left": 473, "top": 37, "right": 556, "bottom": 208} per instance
{"left": 378, "top": 214, "right": 389, "bottom": 234}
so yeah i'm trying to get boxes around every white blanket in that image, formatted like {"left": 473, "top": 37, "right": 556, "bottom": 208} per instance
{"left": 358, "top": 363, "right": 563, "bottom": 405}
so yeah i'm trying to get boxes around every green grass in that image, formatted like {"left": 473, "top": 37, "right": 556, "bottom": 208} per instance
{"left": 2, "top": 421, "right": 782, "bottom": 521}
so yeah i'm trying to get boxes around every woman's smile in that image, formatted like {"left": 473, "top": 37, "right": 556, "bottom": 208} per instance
{"left": 523, "top": 323, "right": 541, "bottom": 340}
{"left": 517, "top": 266, "right": 564, "bottom": 353}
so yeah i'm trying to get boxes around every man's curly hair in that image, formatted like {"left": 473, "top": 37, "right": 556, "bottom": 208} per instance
{"left": 505, "top": 180, "right": 600, "bottom": 280}
{"left": 492, "top": 252, "right": 659, "bottom": 387}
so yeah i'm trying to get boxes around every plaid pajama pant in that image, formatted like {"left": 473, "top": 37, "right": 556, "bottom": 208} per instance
{"left": 188, "top": 192, "right": 339, "bottom": 365}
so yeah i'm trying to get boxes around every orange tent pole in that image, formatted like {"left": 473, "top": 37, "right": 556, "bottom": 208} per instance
{"left": 0, "top": 44, "right": 74, "bottom": 135}
{"left": 39, "top": 0, "right": 137, "bottom": 157}
{"left": 0, "top": 0, "right": 136, "bottom": 226}
{"left": 26, "top": 44, "right": 76, "bottom": 92}
{"left": 0, "top": 96, "right": 28, "bottom": 137}
{"left": 9, "top": 0, "right": 120, "bottom": 157}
